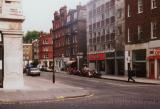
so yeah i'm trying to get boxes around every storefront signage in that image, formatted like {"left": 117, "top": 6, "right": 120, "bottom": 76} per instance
{"left": 88, "top": 53, "right": 105, "bottom": 61}
{"left": 148, "top": 48, "right": 160, "bottom": 59}
{"left": 154, "top": 48, "right": 160, "bottom": 56}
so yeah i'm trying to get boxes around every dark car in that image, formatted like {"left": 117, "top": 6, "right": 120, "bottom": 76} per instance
{"left": 26, "top": 67, "right": 41, "bottom": 76}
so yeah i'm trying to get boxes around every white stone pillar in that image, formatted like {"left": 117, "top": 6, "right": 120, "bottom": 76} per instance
{"left": 3, "top": 30, "right": 24, "bottom": 89}
{"left": 155, "top": 59, "right": 158, "bottom": 79}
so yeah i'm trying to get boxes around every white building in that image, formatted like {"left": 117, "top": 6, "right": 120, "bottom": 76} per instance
{"left": 0, "top": 0, "right": 24, "bottom": 89}
{"left": 86, "top": 0, "right": 125, "bottom": 75}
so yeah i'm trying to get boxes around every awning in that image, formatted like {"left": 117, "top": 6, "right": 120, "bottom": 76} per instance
{"left": 147, "top": 56, "right": 160, "bottom": 60}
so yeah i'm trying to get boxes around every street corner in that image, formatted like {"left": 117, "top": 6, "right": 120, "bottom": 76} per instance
{"left": 0, "top": 80, "right": 92, "bottom": 104}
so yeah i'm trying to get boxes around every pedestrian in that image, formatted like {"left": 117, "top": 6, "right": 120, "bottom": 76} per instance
{"left": 128, "top": 66, "right": 135, "bottom": 82}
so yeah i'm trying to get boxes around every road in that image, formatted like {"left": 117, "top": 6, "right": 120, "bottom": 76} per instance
{"left": 1, "top": 72, "right": 160, "bottom": 109}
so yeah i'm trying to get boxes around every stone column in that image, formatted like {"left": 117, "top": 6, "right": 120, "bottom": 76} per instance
{"left": 155, "top": 59, "right": 158, "bottom": 79}
{"left": 3, "top": 30, "right": 24, "bottom": 89}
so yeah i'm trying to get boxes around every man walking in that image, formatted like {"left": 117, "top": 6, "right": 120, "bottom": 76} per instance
{"left": 128, "top": 66, "right": 135, "bottom": 82}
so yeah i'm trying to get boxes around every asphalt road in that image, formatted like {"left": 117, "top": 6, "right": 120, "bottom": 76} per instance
{"left": 1, "top": 72, "right": 160, "bottom": 109}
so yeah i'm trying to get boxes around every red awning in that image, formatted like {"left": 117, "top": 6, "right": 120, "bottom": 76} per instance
{"left": 147, "top": 56, "right": 160, "bottom": 60}
{"left": 88, "top": 53, "right": 105, "bottom": 61}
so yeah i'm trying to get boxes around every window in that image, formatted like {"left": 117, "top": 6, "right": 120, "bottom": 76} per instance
{"left": 151, "top": 0, "right": 157, "bottom": 9}
{"left": 44, "top": 54, "right": 48, "bottom": 59}
{"left": 117, "top": 25, "right": 122, "bottom": 35}
{"left": 138, "top": 0, "right": 143, "bottom": 13}
{"left": 43, "top": 40, "right": 48, "bottom": 44}
{"left": 94, "top": 45, "right": 97, "bottom": 51}
{"left": 151, "top": 21, "right": 157, "bottom": 39}
{"left": 117, "top": 9, "right": 122, "bottom": 18}
{"left": 127, "top": 28, "right": 131, "bottom": 42}
{"left": 127, "top": 4, "right": 131, "bottom": 17}
{"left": 138, "top": 25, "right": 143, "bottom": 40}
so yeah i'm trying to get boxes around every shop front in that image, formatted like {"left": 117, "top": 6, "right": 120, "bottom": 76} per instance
{"left": 106, "top": 51, "right": 124, "bottom": 75}
{"left": 132, "top": 49, "right": 147, "bottom": 77}
{"left": 88, "top": 53, "right": 105, "bottom": 73}
{"left": 147, "top": 48, "right": 160, "bottom": 79}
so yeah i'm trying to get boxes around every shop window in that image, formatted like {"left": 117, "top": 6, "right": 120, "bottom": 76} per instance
{"left": 132, "top": 49, "right": 146, "bottom": 61}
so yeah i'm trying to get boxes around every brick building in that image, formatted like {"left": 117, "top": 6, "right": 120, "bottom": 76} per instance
{"left": 32, "top": 39, "right": 39, "bottom": 63}
{"left": 65, "top": 5, "right": 87, "bottom": 70}
{"left": 52, "top": 6, "right": 67, "bottom": 72}
{"left": 38, "top": 32, "right": 53, "bottom": 70}
{"left": 52, "top": 5, "right": 87, "bottom": 71}
{"left": 86, "top": 0, "right": 125, "bottom": 75}
{"left": 125, "top": 0, "right": 160, "bottom": 79}
{"left": 23, "top": 43, "right": 32, "bottom": 66}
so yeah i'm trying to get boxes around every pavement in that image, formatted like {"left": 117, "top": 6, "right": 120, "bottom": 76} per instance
{"left": 0, "top": 75, "right": 90, "bottom": 104}
{"left": 101, "top": 75, "right": 160, "bottom": 85}
{"left": 60, "top": 71, "right": 160, "bottom": 85}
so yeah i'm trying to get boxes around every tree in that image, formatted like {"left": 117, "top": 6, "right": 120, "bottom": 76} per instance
{"left": 23, "top": 31, "right": 40, "bottom": 43}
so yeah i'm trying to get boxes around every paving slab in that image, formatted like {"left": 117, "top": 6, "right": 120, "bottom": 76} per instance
{"left": 0, "top": 76, "right": 90, "bottom": 103}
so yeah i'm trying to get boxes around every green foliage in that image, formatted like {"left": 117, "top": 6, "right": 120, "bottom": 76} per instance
{"left": 23, "top": 31, "right": 40, "bottom": 43}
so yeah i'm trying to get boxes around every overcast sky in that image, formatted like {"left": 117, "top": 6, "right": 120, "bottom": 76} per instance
{"left": 22, "top": 0, "right": 89, "bottom": 33}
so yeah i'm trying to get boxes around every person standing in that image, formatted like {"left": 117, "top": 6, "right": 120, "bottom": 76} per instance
{"left": 128, "top": 66, "right": 135, "bottom": 82}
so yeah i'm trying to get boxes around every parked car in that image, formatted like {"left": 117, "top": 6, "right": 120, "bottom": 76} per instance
{"left": 26, "top": 67, "right": 41, "bottom": 76}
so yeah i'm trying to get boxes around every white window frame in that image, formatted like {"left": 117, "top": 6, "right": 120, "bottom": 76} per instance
{"left": 127, "top": 28, "right": 131, "bottom": 42}
{"left": 151, "top": 0, "right": 157, "bottom": 9}
{"left": 151, "top": 21, "right": 157, "bottom": 39}
{"left": 138, "top": 0, "right": 143, "bottom": 13}
{"left": 138, "top": 25, "right": 143, "bottom": 40}
{"left": 128, "top": 4, "right": 131, "bottom": 17}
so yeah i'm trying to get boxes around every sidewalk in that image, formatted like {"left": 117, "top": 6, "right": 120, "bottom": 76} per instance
{"left": 0, "top": 76, "right": 90, "bottom": 103}
{"left": 59, "top": 71, "right": 160, "bottom": 85}
{"left": 101, "top": 75, "right": 160, "bottom": 85}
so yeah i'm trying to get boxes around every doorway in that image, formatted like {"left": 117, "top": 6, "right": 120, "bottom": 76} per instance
{"left": 149, "top": 61, "right": 155, "bottom": 79}
{"left": 0, "top": 32, "right": 4, "bottom": 88}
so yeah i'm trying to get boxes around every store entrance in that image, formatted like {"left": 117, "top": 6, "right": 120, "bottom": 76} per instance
{"left": 149, "top": 61, "right": 155, "bottom": 79}
{"left": 0, "top": 32, "right": 4, "bottom": 88}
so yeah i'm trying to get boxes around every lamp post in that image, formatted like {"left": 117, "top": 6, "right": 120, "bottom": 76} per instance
{"left": 51, "top": 29, "right": 55, "bottom": 83}
{"left": 77, "top": 52, "right": 83, "bottom": 71}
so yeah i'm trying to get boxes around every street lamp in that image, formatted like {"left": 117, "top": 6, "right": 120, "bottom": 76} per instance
{"left": 50, "top": 29, "right": 55, "bottom": 83}
{"left": 77, "top": 52, "right": 83, "bottom": 71}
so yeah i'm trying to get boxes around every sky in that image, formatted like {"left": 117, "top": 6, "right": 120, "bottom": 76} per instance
{"left": 22, "top": 0, "right": 90, "bottom": 33}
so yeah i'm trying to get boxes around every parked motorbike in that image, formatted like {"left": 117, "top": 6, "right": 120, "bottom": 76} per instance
{"left": 92, "top": 70, "right": 102, "bottom": 78}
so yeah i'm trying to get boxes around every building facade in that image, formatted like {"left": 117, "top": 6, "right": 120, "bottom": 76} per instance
{"left": 86, "top": 0, "right": 125, "bottom": 75}
{"left": 23, "top": 43, "right": 32, "bottom": 66}
{"left": 38, "top": 32, "right": 53, "bottom": 70}
{"left": 52, "top": 5, "right": 87, "bottom": 71}
{"left": 0, "top": 0, "right": 24, "bottom": 89}
{"left": 125, "top": 0, "right": 160, "bottom": 79}
{"left": 65, "top": 5, "right": 87, "bottom": 70}
{"left": 52, "top": 6, "right": 67, "bottom": 72}
{"left": 32, "top": 39, "right": 39, "bottom": 61}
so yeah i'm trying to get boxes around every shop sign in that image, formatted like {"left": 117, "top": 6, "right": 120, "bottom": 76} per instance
{"left": 154, "top": 48, "right": 160, "bottom": 56}
{"left": 150, "top": 48, "right": 160, "bottom": 56}
{"left": 88, "top": 53, "right": 105, "bottom": 61}
{"left": 148, "top": 48, "right": 160, "bottom": 59}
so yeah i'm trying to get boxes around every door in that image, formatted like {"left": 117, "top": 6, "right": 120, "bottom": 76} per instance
{"left": 149, "top": 61, "right": 155, "bottom": 79}
{"left": 0, "top": 32, "right": 3, "bottom": 88}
